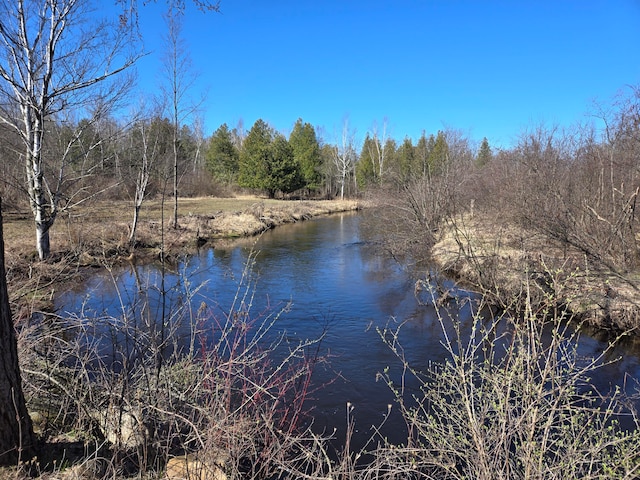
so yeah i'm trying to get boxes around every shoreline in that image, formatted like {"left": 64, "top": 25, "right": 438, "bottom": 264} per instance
{"left": 4, "top": 197, "right": 362, "bottom": 317}
{"left": 429, "top": 215, "right": 640, "bottom": 336}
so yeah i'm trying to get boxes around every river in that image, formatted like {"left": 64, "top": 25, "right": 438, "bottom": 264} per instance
{"left": 55, "top": 211, "right": 640, "bottom": 450}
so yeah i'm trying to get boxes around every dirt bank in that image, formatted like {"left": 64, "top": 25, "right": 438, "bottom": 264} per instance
{"left": 430, "top": 214, "right": 640, "bottom": 335}
{"left": 4, "top": 197, "right": 361, "bottom": 316}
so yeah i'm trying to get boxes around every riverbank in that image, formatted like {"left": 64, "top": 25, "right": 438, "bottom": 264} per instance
{"left": 3, "top": 196, "right": 361, "bottom": 316}
{"left": 430, "top": 213, "right": 640, "bottom": 335}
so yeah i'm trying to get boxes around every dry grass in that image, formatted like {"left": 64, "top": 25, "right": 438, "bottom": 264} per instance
{"left": 2, "top": 196, "right": 360, "bottom": 315}
{"left": 431, "top": 212, "right": 640, "bottom": 334}
{"left": 3, "top": 196, "right": 359, "bottom": 256}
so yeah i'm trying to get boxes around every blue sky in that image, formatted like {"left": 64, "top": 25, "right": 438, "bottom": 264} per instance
{"left": 131, "top": 1, "right": 640, "bottom": 149}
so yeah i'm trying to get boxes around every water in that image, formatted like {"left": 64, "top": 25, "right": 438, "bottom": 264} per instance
{"left": 55, "top": 212, "right": 640, "bottom": 448}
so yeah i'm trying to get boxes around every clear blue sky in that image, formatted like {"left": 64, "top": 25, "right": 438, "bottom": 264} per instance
{"left": 131, "top": 0, "right": 640, "bottom": 149}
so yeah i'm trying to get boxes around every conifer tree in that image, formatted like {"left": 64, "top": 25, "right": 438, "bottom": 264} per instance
{"left": 477, "top": 137, "right": 493, "bottom": 167}
{"left": 412, "top": 130, "right": 430, "bottom": 177}
{"left": 396, "top": 136, "right": 415, "bottom": 182}
{"left": 429, "top": 131, "right": 449, "bottom": 175}
{"left": 267, "top": 134, "right": 304, "bottom": 198}
{"left": 357, "top": 134, "right": 378, "bottom": 188}
{"left": 238, "top": 120, "right": 303, "bottom": 198}
{"left": 238, "top": 119, "right": 274, "bottom": 190}
{"left": 206, "top": 123, "right": 239, "bottom": 185}
{"left": 289, "top": 119, "right": 322, "bottom": 193}
{"left": 382, "top": 138, "right": 398, "bottom": 179}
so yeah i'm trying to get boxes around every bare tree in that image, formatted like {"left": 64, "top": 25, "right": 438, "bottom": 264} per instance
{"left": 368, "top": 117, "right": 390, "bottom": 181}
{"left": 332, "top": 117, "right": 357, "bottom": 200}
{"left": 0, "top": 0, "right": 142, "bottom": 260}
{"left": 128, "top": 108, "right": 172, "bottom": 245}
{"left": 191, "top": 115, "right": 206, "bottom": 173}
{"left": 161, "top": 6, "right": 202, "bottom": 229}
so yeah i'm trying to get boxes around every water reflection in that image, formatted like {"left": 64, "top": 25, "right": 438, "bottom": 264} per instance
{"left": 55, "top": 212, "right": 640, "bottom": 449}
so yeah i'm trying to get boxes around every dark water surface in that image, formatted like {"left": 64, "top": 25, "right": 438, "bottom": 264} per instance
{"left": 55, "top": 212, "right": 640, "bottom": 448}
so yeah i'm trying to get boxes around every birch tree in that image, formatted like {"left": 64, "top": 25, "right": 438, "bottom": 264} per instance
{"left": 369, "top": 117, "right": 390, "bottom": 181}
{"left": 0, "top": 0, "right": 142, "bottom": 260}
{"left": 128, "top": 113, "right": 172, "bottom": 245}
{"left": 332, "top": 117, "right": 357, "bottom": 200}
{"left": 191, "top": 115, "right": 206, "bottom": 173}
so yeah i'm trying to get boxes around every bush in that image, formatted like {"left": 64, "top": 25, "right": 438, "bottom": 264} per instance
{"left": 372, "top": 274, "right": 640, "bottom": 479}
{"left": 18, "top": 254, "right": 328, "bottom": 478}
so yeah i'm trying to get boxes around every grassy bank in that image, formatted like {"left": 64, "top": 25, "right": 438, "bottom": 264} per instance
{"left": 3, "top": 196, "right": 360, "bottom": 316}
{"left": 4, "top": 196, "right": 361, "bottom": 258}
{"left": 430, "top": 213, "right": 640, "bottom": 335}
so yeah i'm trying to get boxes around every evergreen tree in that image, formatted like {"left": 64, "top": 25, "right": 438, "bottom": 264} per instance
{"left": 238, "top": 120, "right": 303, "bottom": 198}
{"left": 396, "top": 136, "right": 415, "bottom": 182}
{"left": 357, "top": 134, "right": 378, "bottom": 188}
{"left": 267, "top": 134, "right": 304, "bottom": 197}
{"left": 429, "top": 131, "right": 449, "bottom": 175}
{"left": 289, "top": 118, "right": 322, "bottom": 193}
{"left": 206, "top": 123, "right": 239, "bottom": 185}
{"left": 320, "top": 143, "right": 336, "bottom": 198}
{"left": 413, "top": 131, "right": 433, "bottom": 177}
{"left": 476, "top": 137, "right": 493, "bottom": 167}
{"left": 382, "top": 138, "right": 398, "bottom": 180}
{"left": 238, "top": 119, "right": 274, "bottom": 190}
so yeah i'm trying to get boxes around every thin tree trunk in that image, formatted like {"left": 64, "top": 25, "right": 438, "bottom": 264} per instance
{"left": 0, "top": 197, "right": 36, "bottom": 465}
{"left": 129, "top": 204, "right": 141, "bottom": 245}
{"left": 173, "top": 139, "right": 179, "bottom": 229}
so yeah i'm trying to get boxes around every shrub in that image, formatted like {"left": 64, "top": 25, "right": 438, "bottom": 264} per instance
{"left": 373, "top": 274, "right": 640, "bottom": 479}
{"left": 18, "top": 254, "right": 328, "bottom": 478}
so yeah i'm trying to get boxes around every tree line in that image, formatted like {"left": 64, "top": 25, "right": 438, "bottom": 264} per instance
{"left": 0, "top": 109, "right": 493, "bottom": 245}
{"left": 0, "top": 109, "right": 494, "bottom": 207}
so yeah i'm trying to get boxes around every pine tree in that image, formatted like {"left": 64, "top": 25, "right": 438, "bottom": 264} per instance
{"left": 477, "top": 137, "right": 493, "bottom": 167}
{"left": 267, "top": 134, "right": 304, "bottom": 198}
{"left": 238, "top": 120, "right": 303, "bottom": 198}
{"left": 396, "top": 136, "right": 415, "bottom": 182}
{"left": 382, "top": 138, "right": 398, "bottom": 180}
{"left": 429, "top": 131, "right": 449, "bottom": 175}
{"left": 413, "top": 131, "right": 429, "bottom": 177}
{"left": 238, "top": 119, "right": 274, "bottom": 191}
{"left": 356, "top": 134, "right": 378, "bottom": 188}
{"left": 206, "top": 123, "right": 239, "bottom": 185}
{"left": 289, "top": 119, "right": 322, "bottom": 193}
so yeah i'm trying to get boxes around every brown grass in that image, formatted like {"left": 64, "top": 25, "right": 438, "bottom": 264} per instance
{"left": 4, "top": 196, "right": 360, "bottom": 255}
{"left": 3, "top": 195, "right": 361, "bottom": 315}
{"left": 431, "top": 212, "right": 640, "bottom": 334}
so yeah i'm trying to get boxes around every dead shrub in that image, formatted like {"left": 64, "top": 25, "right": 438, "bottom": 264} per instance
{"left": 18, "top": 254, "right": 329, "bottom": 478}
{"left": 372, "top": 278, "right": 640, "bottom": 479}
